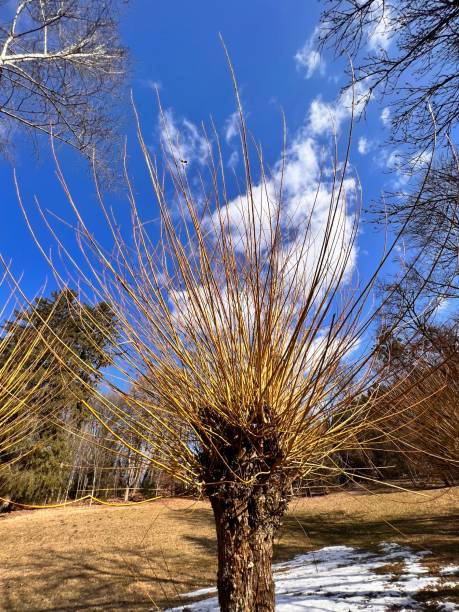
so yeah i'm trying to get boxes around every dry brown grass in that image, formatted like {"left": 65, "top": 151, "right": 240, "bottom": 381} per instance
{"left": 0, "top": 486, "right": 458, "bottom": 611}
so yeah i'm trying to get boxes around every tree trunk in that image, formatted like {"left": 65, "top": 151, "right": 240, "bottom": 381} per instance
{"left": 199, "top": 403, "right": 290, "bottom": 610}
{"left": 210, "top": 483, "right": 287, "bottom": 612}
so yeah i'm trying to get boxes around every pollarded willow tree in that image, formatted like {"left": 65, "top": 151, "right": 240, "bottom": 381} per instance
{"left": 25, "top": 90, "right": 443, "bottom": 610}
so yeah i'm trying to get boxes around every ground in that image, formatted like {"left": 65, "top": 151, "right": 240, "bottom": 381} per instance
{"left": 0, "top": 486, "right": 457, "bottom": 610}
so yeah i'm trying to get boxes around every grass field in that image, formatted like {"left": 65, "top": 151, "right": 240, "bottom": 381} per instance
{"left": 0, "top": 486, "right": 458, "bottom": 611}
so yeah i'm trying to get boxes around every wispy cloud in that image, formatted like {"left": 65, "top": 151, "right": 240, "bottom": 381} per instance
{"left": 381, "top": 107, "right": 391, "bottom": 127}
{"left": 142, "top": 79, "right": 162, "bottom": 92}
{"left": 382, "top": 147, "right": 432, "bottom": 189}
{"left": 295, "top": 27, "right": 326, "bottom": 79}
{"left": 227, "top": 150, "right": 239, "bottom": 169}
{"left": 308, "top": 81, "right": 371, "bottom": 136}
{"left": 225, "top": 111, "right": 239, "bottom": 144}
{"left": 367, "top": 0, "right": 392, "bottom": 51}
{"left": 358, "top": 137, "right": 371, "bottom": 155}
{"left": 166, "top": 89, "right": 362, "bottom": 332}
{"left": 409, "top": 150, "right": 432, "bottom": 171}
{"left": 205, "top": 123, "right": 358, "bottom": 287}
{"left": 383, "top": 148, "right": 410, "bottom": 189}
{"left": 159, "top": 108, "right": 209, "bottom": 165}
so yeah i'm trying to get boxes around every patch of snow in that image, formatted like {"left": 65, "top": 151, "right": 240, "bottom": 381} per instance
{"left": 166, "top": 542, "right": 454, "bottom": 611}
{"left": 180, "top": 586, "right": 216, "bottom": 599}
{"left": 442, "top": 581, "right": 458, "bottom": 589}
{"left": 440, "top": 565, "right": 459, "bottom": 576}
{"left": 437, "top": 603, "right": 458, "bottom": 612}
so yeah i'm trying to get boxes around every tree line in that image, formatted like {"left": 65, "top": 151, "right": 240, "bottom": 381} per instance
{"left": 1, "top": 286, "right": 457, "bottom": 505}
{"left": 0, "top": 289, "right": 188, "bottom": 503}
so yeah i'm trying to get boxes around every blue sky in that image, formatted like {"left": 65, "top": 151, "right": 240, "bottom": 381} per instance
{"left": 0, "top": 0, "right": 400, "bottom": 309}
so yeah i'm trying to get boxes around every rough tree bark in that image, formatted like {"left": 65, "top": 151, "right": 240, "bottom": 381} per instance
{"left": 210, "top": 479, "right": 288, "bottom": 612}
{"left": 199, "top": 405, "right": 290, "bottom": 611}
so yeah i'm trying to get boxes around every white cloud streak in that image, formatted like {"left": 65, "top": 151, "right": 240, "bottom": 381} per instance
{"left": 225, "top": 111, "right": 239, "bottom": 144}
{"left": 358, "top": 137, "right": 370, "bottom": 155}
{"left": 159, "top": 108, "right": 209, "bottom": 165}
{"left": 227, "top": 150, "right": 239, "bottom": 169}
{"left": 308, "top": 81, "right": 371, "bottom": 136}
{"left": 164, "top": 87, "right": 362, "bottom": 329}
{"left": 367, "top": 0, "right": 392, "bottom": 51}
{"left": 295, "top": 27, "right": 326, "bottom": 79}
{"left": 205, "top": 126, "right": 358, "bottom": 289}
{"left": 381, "top": 107, "right": 391, "bottom": 127}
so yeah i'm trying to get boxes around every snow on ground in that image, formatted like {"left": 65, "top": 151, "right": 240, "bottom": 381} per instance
{"left": 167, "top": 542, "right": 458, "bottom": 611}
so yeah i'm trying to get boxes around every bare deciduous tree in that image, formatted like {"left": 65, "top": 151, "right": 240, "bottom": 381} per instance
{"left": 384, "top": 153, "right": 459, "bottom": 305}
{"left": 321, "top": 1, "right": 459, "bottom": 370}
{"left": 320, "top": 0, "right": 459, "bottom": 150}
{"left": 374, "top": 321, "right": 459, "bottom": 484}
{"left": 0, "top": 0, "right": 126, "bottom": 158}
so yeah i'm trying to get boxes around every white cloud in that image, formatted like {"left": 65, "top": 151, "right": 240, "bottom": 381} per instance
{"left": 225, "top": 112, "right": 239, "bottom": 144}
{"left": 383, "top": 148, "right": 410, "bottom": 189}
{"left": 381, "top": 107, "right": 391, "bottom": 127}
{"left": 367, "top": 0, "right": 392, "bottom": 51}
{"left": 358, "top": 137, "right": 370, "bottom": 155}
{"left": 159, "top": 108, "right": 209, "bottom": 165}
{"left": 227, "top": 150, "right": 239, "bottom": 169}
{"left": 435, "top": 298, "right": 453, "bottom": 321}
{"left": 386, "top": 149, "right": 402, "bottom": 171}
{"left": 295, "top": 49, "right": 325, "bottom": 80}
{"left": 142, "top": 79, "right": 162, "bottom": 91}
{"left": 409, "top": 150, "right": 432, "bottom": 171}
{"left": 308, "top": 81, "right": 371, "bottom": 136}
{"left": 380, "top": 146, "right": 431, "bottom": 190}
{"left": 167, "top": 92, "right": 362, "bottom": 333}
{"left": 205, "top": 126, "right": 358, "bottom": 291}
{"left": 308, "top": 98, "right": 335, "bottom": 136}
{"left": 295, "top": 28, "right": 326, "bottom": 79}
